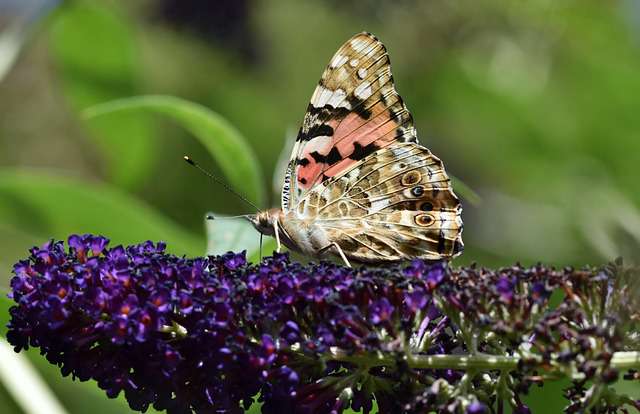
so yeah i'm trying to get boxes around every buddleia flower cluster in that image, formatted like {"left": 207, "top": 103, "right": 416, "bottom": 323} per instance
{"left": 6, "top": 235, "right": 640, "bottom": 413}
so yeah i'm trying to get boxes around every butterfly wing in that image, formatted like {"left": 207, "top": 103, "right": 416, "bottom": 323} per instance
{"left": 298, "top": 142, "right": 463, "bottom": 262}
{"left": 282, "top": 32, "right": 417, "bottom": 212}
{"left": 280, "top": 32, "right": 462, "bottom": 261}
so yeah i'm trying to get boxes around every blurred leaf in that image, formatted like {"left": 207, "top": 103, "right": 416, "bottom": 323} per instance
{"left": 0, "top": 297, "right": 19, "bottom": 412}
{"left": 0, "top": 18, "right": 26, "bottom": 83}
{"left": 84, "top": 95, "right": 266, "bottom": 207}
{"left": 0, "top": 223, "right": 40, "bottom": 292}
{"left": 205, "top": 213, "right": 276, "bottom": 262}
{"left": 5, "top": 344, "right": 162, "bottom": 414}
{"left": 469, "top": 191, "right": 579, "bottom": 263}
{"left": 0, "top": 382, "right": 21, "bottom": 414}
{"left": 0, "top": 295, "right": 10, "bottom": 339}
{"left": 25, "top": 347, "right": 161, "bottom": 414}
{"left": 0, "top": 339, "right": 69, "bottom": 414}
{"left": 450, "top": 175, "right": 482, "bottom": 207}
{"left": 576, "top": 185, "right": 640, "bottom": 263}
{"left": 49, "top": 2, "right": 155, "bottom": 189}
{"left": 0, "top": 0, "right": 60, "bottom": 82}
{"left": 522, "top": 377, "right": 571, "bottom": 413}
{"left": 0, "top": 169, "right": 203, "bottom": 261}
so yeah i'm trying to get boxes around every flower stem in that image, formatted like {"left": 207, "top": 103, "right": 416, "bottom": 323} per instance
{"left": 610, "top": 352, "right": 640, "bottom": 370}
{"left": 330, "top": 350, "right": 640, "bottom": 373}
{"left": 408, "top": 353, "right": 518, "bottom": 370}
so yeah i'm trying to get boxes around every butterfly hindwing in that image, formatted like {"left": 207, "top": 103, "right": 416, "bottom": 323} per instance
{"left": 291, "top": 142, "right": 463, "bottom": 262}
{"left": 283, "top": 32, "right": 417, "bottom": 212}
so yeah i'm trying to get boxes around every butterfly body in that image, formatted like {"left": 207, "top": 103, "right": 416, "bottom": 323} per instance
{"left": 249, "top": 32, "right": 463, "bottom": 264}
{"left": 250, "top": 209, "right": 331, "bottom": 257}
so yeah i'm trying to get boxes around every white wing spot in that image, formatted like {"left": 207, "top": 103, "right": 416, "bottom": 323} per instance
{"left": 303, "top": 135, "right": 333, "bottom": 154}
{"left": 330, "top": 54, "right": 349, "bottom": 69}
{"left": 349, "top": 59, "right": 359, "bottom": 67}
{"left": 328, "top": 88, "right": 348, "bottom": 107}
{"left": 378, "top": 67, "right": 391, "bottom": 86}
{"left": 311, "top": 86, "right": 351, "bottom": 109}
{"left": 392, "top": 147, "right": 408, "bottom": 157}
{"left": 357, "top": 68, "right": 367, "bottom": 79}
{"left": 354, "top": 82, "right": 373, "bottom": 100}
{"left": 350, "top": 38, "right": 370, "bottom": 53}
{"left": 371, "top": 198, "right": 391, "bottom": 212}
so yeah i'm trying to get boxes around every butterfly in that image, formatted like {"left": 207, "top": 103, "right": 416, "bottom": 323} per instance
{"left": 248, "top": 32, "right": 463, "bottom": 266}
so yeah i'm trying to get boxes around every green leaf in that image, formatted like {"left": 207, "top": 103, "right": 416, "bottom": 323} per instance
{"left": 48, "top": 3, "right": 155, "bottom": 189}
{"left": 25, "top": 347, "right": 161, "bottom": 414}
{"left": 0, "top": 224, "right": 41, "bottom": 291}
{"left": 0, "top": 169, "right": 204, "bottom": 264}
{"left": 0, "top": 16, "right": 26, "bottom": 83}
{"left": 84, "top": 95, "right": 266, "bottom": 208}
{"left": 450, "top": 175, "right": 482, "bottom": 207}
{"left": 0, "top": 339, "right": 69, "bottom": 414}
{"left": 205, "top": 213, "right": 276, "bottom": 262}
{"left": 0, "top": 296, "right": 10, "bottom": 339}
{"left": 2, "top": 339, "right": 161, "bottom": 414}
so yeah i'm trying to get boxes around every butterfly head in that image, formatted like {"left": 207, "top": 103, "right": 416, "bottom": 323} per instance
{"left": 246, "top": 208, "right": 282, "bottom": 236}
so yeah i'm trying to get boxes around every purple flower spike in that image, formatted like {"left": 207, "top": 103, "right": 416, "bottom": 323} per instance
{"left": 6, "top": 236, "right": 639, "bottom": 414}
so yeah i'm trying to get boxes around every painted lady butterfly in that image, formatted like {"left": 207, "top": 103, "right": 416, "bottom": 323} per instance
{"left": 248, "top": 32, "right": 463, "bottom": 266}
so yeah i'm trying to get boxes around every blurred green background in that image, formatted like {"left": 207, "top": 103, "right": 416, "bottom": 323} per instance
{"left": 1, "top": 0, "right": 639, "bottom": 412}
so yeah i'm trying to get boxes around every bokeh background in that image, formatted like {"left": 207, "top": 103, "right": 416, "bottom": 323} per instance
{"left": 1, "top": 0, "right": 639, "bottom": 413}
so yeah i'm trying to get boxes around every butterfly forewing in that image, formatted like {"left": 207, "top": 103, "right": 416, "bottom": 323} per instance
{"left": 283, "top": 32, "right": 418, "bottom": 212}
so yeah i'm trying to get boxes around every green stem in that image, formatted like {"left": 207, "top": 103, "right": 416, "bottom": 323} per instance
{"left": 408, "top": 354, "right": 518, "bottom": 371}
{"left": 610, "top": 352, "right": 640, "bottom": 370}
{"left": 330, "top": 349, "right": 640, "bottom": 373}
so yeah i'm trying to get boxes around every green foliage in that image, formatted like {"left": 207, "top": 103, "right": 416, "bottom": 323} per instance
{"left": 0, "top": 169, "right": 203, "bottom": 261}
{"left": 205, "top": 214, "right": 276, "bottom": 261}
{"left": 49, "top": 2, "right": 155, "bottom": 189}
{"left": 449, "top": 175, "right": 481, "bottom": 207}
{"left": 84, "top": 95, "right": 266, "bottom": 207}
{"left": 0, "top": 296, "right": 9, "bottom": 339}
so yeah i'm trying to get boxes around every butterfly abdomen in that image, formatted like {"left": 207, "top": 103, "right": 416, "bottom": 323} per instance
{"left": 280, "top": 215, "right": 332, "bottom": 257}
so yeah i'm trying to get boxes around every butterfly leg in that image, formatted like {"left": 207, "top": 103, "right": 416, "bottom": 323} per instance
{"left": 273, "top": 220, "right": 282, "bottom": 253}
{"left": 332, "top": 242, "right": 352, "bottom": 268}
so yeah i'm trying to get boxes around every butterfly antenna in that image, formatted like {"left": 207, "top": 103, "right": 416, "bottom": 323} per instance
{"left": 183, "top": 156, "right": 260, "bottom": 212}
